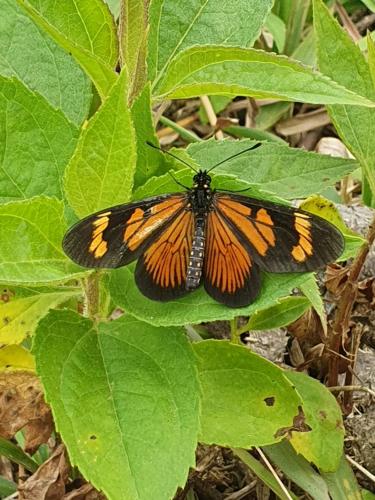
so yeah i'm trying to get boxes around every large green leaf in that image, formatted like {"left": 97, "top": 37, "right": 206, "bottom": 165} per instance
{"left": 18, "top": 0, "right": 118, "bottom": 99}
{"left": 65, "top": 69, "right": 136, "bottom": 218}
{"left": 119, "top": 0, "right": 148, "bottom": 98}
{"left": 186, "top": 139, "right": 358, "bottom": 199}
{"left": 314, "top": 0, "right": 375, "bottom": 197}
{"left": 285, "top": 371, "right": 344, "bottom": 472}
{"left": 0, "top": 289, "right": 79, "bottom": 344}
{"left": 153, "top": 46, "right": 375, "bottom": 106}
{"left": 194, "top": 340, "right": 302, "bottom": 447}
{"left": 0, "top": 76, "right": 79, "bottom": 203}
{"left": 34, "top": 311, "right": 200, "bottom": 500}
{"left": 0, "top": 0, "right": 91, "bottom": 126}
{"left": 131, "top": 84, "right": 165, "bottom": 187}
{"left": 26, "top": 0, "right": 118, "bottom": 66}
{"left": 110, "top": 265, "right": 313, "bottom": 326}
{"left": 0, "top": 197, "right": 85, "bottom": 284}
{"left": 148, "top": 0, "right": 273, "bottom": 84}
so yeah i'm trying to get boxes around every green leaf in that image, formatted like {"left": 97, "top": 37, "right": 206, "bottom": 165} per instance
{"left": 65, "top": 69, "right": 136, "bottom": 218}
{"left": 300, "top": 274, "right": 326, "bottom": 333}
{"left": 34, "top": 310, "right": 200, "bottom": 500}
{"left": 0, "top": 76, "right": 79, "bottom": 203}
{"left": 0, "top": 476, "right": 17, "bottom": 497}
{"left": 321, "top": 454, "right": 362, "bottom": 499}
{"left": 18, "top": 0, "right": 118, "bottom": 99}
{"left": 26, "top": 0, "right": 118, "bottom": 66}
{"left": 194, "top": 340, "right": 302, "bottom": 447}
{"left": 0, "top": 345, "right": 35, "bottom": 371}
{"left": 148, "top": 0, "right": 274, "bottom": 84}
{"left": 0, "top": 290, "right": 79, "bottom": 344}
{"left": 367, "top": 33, "right": 375, "bottom": 91}
{"left": 361, "top": 0, "right": 375, "bottom": 12}
{"left": 119, "top": 0, "right": 148, "bottom": 98}
{"left": 285, "top": 371, "right": 344, "bottom": 472}
{"left": 105, "top": 0, "right": 121, "bottom": 18}
{"left": 263, "top": 441, "right": 330, "bottom": 500}
{"left": 131, "top": 83, "right": 165, "bottom": 187}
{"left": 234, "top": 449, "right": 297, "bottom": 500}
{"left": 153, "top": 46, "right": 375, "bottom": 106}
{"left": 255, "top": 102, "right": 291, "bottom": 130}
{"left": 246, "top": 296, "right": 310, "bottom": 331}
{"left": 110, "top": 266, "right": 314, "bottom": 326}
{"left": 264, "top": 12, "right": 286, "bottom": 52}
{"left": 186, "top": 139, "right": 359, "bottom": 199}
{"left": 283, "top": 0, "right": 310, "bottom": 55}
{"left": 0, "top": 197, "right": 86, "bottom": 285}
{"left": 314, "top": 0, "right": 375, "bottom": 197}
{"left": 0, "top": 436, "right": 38, "bottom": 472}
{"left": 0, "top": 0, "right": 91, "bottom": 126}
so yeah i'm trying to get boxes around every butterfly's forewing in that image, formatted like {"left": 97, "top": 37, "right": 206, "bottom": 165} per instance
{"left": 135, "top": 208, "right": 195, "bottom": 301}
{"left": 62, "top": 194, "right": 188, "bottom": 269}
{"left": 203, "top": 209, "right": 261, "bottom": 307}
{"left": 214, "top": 193, "right": 344, "bottom": 273}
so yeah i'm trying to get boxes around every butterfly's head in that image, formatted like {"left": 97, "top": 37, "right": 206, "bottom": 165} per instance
{"left": 193, "top": 170, "right": 211, "bottom": 188}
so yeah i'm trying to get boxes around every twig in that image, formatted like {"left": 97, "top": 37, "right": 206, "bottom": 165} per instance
{"left": 346, "top": 455, "right": 375, "bottom": 484}
{"left": 200, "top": 95, "right": 224, "bottom": 139}
{"left": 255, "top": 448, "right": 293, "bottom": 500}
{"left": 328, "top": 385, "right": 375, "bottom": 398}
{"left": 328, "top": 214, "right": 375, "bottom": 401}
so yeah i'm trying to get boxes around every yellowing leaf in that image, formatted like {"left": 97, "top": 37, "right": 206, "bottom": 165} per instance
{"left": 0, "top": 291, "right": 79, "bottom": 344}
{"left": 0, "top": 345, "right": 35, "bottom": 372}
{"left": 299, "top": 195, "right": 365, "bottom": 260}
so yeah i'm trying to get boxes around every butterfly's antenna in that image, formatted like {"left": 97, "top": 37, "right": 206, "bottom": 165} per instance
{"left": 146, "top": 141, "right": 198, "bottom": 173}
{"left": 207, "top": 143, "right": 262, "bottom": 173}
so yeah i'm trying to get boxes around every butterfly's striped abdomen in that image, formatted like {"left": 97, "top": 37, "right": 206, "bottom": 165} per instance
{"left": 186, "top": 216, "right": 205, "bottom": 290}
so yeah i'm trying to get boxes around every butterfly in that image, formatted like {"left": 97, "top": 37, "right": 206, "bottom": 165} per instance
{"left": 63, "top": 143, "right": 344, "bottom": 308}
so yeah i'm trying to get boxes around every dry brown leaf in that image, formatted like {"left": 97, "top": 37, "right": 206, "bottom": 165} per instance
{"left": 0, "top": 371, "right": 53, "bottom": 453}
{"left": 63, "top": 483, "right": 106, "bottom": 500}
{"left": 18, "top": 444, "right": 69, "bottom": 500}
{"left": 325, "top": 263, "right": 350, "bottom": 296}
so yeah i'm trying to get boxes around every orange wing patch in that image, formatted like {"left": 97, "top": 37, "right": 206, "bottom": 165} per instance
{"left": 218, "top": 198, "right": 276, "bottom": 257}
{"left": 143, "top": 210, "right": 194, "bottom": 288}
{"left": 291, "top": 213, "right": 313, "bottom": 262}
{"left": 89, "top": 212, "right": 111, "bottom": 259}
{"left": 205, "top": 211, "right": 252, "bottom": 294}
{"left": 124, "top": 198, "right": 185, "bottom": 251}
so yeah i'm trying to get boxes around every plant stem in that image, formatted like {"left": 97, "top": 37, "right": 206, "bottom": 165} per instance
{"left": 328, "top": 214, "right": 375, "bottom": 407}
{"left": 82, "top": 272, "right": 101, "bottom": 321}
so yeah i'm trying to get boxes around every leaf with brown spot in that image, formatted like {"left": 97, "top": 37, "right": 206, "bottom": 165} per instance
{"left": 18, "top": 444, "right": 69, "bottom": 500}
{"left": 0, "top": 372, "right": 52, "bottom": 453}
{"left": 274, "top": 406, "right": 311, "bottom": 439}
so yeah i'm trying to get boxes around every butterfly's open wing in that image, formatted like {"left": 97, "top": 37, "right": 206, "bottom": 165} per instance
{"left": 135, "top": 208, "right": 195, "bottom": 301}
{"left": 62, "top": 194, "right": 188, "bottom": 268}
{"left": 204, "top": 209, "right": 261, "bottom": 308}
{"left": 214, "top": 193, "right": 344, "bottom": 272}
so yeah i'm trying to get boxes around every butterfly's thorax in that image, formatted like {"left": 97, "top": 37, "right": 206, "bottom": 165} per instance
{"left": 186, "top": 171, "right": 212, "bottom": 290}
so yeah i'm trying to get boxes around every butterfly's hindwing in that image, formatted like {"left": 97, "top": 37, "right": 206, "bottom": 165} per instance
{"left": 214, "top": 193, "right": 344, "bottom": 273}
{"left": 62, "top": 194, "right": 188, "bottom": 269}
{"left": 135, "top": 208, "right": 195, "bottom": 301}
{"left": 203, "top": 209, "right": 261, "bottom": 307}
